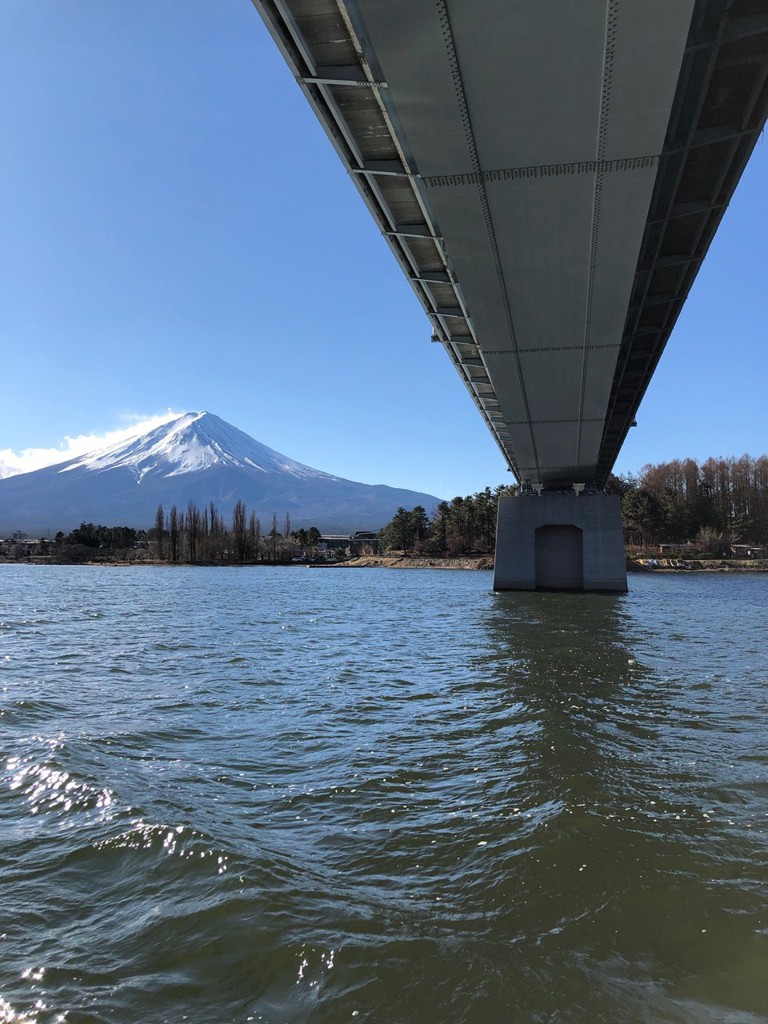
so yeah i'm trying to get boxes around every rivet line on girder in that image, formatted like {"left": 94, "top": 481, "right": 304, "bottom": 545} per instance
{"left": 598, "top": 5, "right": 738, "bottom": 482}
{"left": 505, "top": 418, "right": 604, "bottom": 426}
{"left": 577, "top": 0, "right": 620, "bottom": 471}
{"left": 484, "top": 343, "right": 621, "bottom": 356}
{"left": 435, "top": 0, "right": 536, "bottom": 481}
{"left": 422, "top": 154, "right": 658, "bottom": 189}
{"left": 518, "top": 465, "right": 590, "bottom": 474}
{"left": 334, "top": 0, "right": 474, "bottom": 353}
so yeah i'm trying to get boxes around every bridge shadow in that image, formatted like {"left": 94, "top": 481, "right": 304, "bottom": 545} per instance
{"left": 445, "top": 589, "right": 762, "bottom": 1021}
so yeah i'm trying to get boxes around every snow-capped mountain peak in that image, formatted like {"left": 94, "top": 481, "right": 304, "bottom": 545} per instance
{"left": 0, "top": 410, "right": 442, "bottom": 535}
{"left": 60, "top": 412, "right": 336, "bottom": 482}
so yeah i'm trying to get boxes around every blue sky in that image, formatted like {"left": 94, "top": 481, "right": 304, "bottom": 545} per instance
{"left": 1, "top": 0, "right": 766, "bottom": 500}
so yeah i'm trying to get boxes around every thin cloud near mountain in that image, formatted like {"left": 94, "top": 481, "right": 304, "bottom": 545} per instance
{"left": 0, "top": 411, "right": 183, "bottom": 479}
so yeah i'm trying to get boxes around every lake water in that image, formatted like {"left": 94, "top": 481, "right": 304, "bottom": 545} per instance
{"left": 2, "top": 565, "right": 767, "bottom": 1023}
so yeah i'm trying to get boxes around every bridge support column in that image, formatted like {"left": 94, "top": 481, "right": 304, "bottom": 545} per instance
{"left": 493, "top": 491, "right": 627, "bottom": 593}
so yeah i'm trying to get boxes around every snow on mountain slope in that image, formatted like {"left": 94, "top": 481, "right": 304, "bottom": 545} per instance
{"left": 61, "top": 412, "right": 337, "bottom": 481}
{"left": 0, "top": 412, "right": 442, "bottom": 534}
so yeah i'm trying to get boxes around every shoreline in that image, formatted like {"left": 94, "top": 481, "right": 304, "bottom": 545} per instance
{"left": 339, "top": 557, "right": 768, "bottom": 574}
{"left": 627, "top": 558, "right": 768, "bottom": 574}
{"left": 3, "top": 556, "right": 768, "bottom": 574}
{"left": 333, "top": 555, "right": 494, "bottom": 570}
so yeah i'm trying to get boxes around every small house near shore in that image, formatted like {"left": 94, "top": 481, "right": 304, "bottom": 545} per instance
{"left": 316, "top": 531, "right": 381, "bottom": 558}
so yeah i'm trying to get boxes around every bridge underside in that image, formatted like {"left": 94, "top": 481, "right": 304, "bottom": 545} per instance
{"left": 253, "top": 1, "right": 767, "bottom": 590}
{"left": 253, "top": 0, "right": 768, "bottom": 490}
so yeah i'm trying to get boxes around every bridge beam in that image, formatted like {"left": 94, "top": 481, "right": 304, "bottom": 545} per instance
{"left": 493, "top": 491, "right": 626, "bottom": 593}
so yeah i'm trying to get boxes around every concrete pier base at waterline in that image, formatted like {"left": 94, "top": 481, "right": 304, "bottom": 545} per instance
{"left": 493, "top": 491, "right": 627, "bottom": 593}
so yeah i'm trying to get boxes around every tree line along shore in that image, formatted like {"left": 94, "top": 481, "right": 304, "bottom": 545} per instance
{"left": 2, "top": 455, "right": 767, "bottom": 568}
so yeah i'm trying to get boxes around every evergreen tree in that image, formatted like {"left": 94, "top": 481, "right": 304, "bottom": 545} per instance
{"left": 169, "top": 505, "right": 179, "bottom": 562}
{"left": 232, "top": 500, "right": 247, "bottom": 561}
{"left": 154, "top": 504, "right": 165, "bottom": 560}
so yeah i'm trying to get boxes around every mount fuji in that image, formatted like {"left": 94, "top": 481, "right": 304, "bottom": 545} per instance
{"left": 0, "top": 412, "right": 442, "bottom": 535}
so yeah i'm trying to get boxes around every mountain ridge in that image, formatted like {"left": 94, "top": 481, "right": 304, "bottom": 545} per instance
{"left": 0, "top": 412, "right": 442, "bottom": 535}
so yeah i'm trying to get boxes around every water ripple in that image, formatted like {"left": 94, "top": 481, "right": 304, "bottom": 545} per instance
{"left": 1, "top": 566, "right": 767, "bottom": 1022}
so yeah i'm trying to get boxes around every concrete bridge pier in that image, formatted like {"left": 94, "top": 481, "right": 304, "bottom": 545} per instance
{"left": 493, "top": 491, "right": 627, "bottom": 593}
